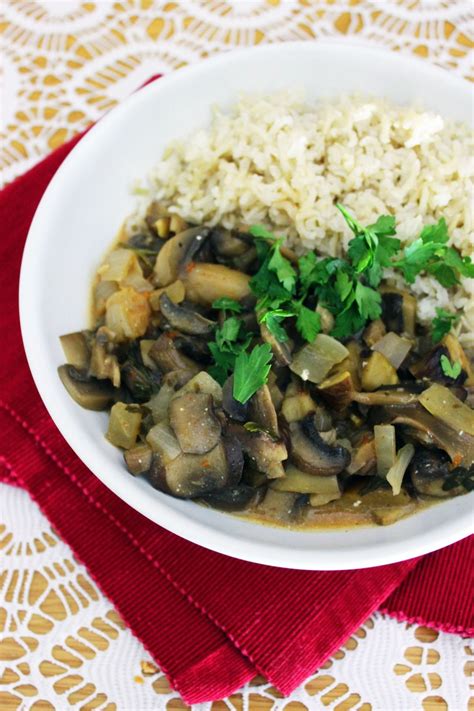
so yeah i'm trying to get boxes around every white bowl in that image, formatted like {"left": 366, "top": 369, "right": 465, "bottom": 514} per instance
{"left": 20, "top": 42, "right": 473, "bottom": 570}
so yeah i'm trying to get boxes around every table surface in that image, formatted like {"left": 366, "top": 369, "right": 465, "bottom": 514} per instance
{"left": 1, "top": 1, "right": 473, "bottom": 709}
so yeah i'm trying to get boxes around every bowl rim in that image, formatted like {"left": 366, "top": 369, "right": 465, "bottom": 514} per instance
{"left": 19, "top": 41, "right": 473, "bottom": 570}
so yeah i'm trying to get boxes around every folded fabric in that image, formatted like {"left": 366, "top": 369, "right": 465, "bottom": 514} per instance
{"left": 0, "top": 107, "right": 471, "bottom": 704}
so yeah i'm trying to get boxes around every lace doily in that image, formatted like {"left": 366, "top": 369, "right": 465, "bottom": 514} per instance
{"left": 1, "top": 1, "right": 473, "bottom": 708}
{"left": 1, "top": 0, "right": 473, "bottom": 185}
{"left": 1, "top": 486, "right": 472, "bottom": 711}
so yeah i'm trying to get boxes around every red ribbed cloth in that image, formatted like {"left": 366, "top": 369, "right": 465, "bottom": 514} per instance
{"left": 1, "top": 128, "right": 472, "bottom": 704}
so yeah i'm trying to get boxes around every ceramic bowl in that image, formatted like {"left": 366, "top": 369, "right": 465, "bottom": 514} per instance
{"left": 20, "top": 42, "right": 473, "bottom": 569}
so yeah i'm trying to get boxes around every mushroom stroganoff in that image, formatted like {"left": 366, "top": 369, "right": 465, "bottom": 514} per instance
{"left": 58, "top": 200, "right": 474, "bottom": 529}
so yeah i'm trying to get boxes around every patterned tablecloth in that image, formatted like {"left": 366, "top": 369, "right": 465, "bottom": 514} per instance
{"left": 0, "top": 2, "right": 473, "bottom": 710}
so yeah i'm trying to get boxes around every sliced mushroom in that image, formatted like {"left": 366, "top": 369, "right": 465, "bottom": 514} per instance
{"left": 159, "top": 293, "right": 216, "bottom": 336}
{"left": 58, "top": 365, "right": 115, "bottom": 411}
{"left": 410, "top": 344, "right": 467, "bottom": 385}
{"left": 346, "top": 433, "right": 376, "bottom": 476}
{"left": 89, "top": 341, "right": 121, "bottom": 389}
{"left": 442, "top": 334, "right": 474, "bottom": 385}
{"left": 148, "top": 436, "right": 242, "bottom": 498}
{"left": 408, "top": 448, "right": 464, "bottom": 498}
{"left": 257, "top": 489, "right": 306, "bottom": 523}
{"left": 172, "top": 371, "right": 223, "bottom": 405}
{"left": 149, "top": 334, "right": 200, "bottom": 374}
{"left": 169, "top": 392, "right": 222, "bottom": 454}
{"left": 363, "top": 319, "right": 386, "bottom": 347}
{"left": 200, "top": 484, "right": 259, "bottom": 511}
{"left": 289, "top": 417, "right": 350, "bottom": 476}
{"left": 154, "top": 227, "right": 210, "bottom": 286}
{"left": 121, "top": 357, "right": 161, "bottom": 402}
{"left": 354, "top": 388, "right": 420, "bottom": 407}
{"left": 222, "top": 376, "right": 249, "bottom": 422}
{"left": 228, "top": 423, "right": 287, "bottom": 479}
{"left": 182, "top": 263, "right": 251, "bottom": 306}
{"left": 210, "top": 227, "right": 249, "bottom": 258}
{"left": 377, "top": 404, "right": 474, "bottom": 464}
{"left": 127, "top": 231, "right": 163, "bottom": 252}
{"left": 124, "top": 443, "right": 153, "bottom": 475}
{"left": 305, "top": 482, "right": 415, "bottom": 527}
{"left": 317, "top": 370, "right": 355, "bottom": 412}
{"left": 172, "top": 333, "right": 211, "bottom": 364}
{"left": 60, "top": 331, "right": 91, "bottom": 370}
{"left": 381, "top": 289, "right": 416, "bottom": 338}
{"left": 248, "top": 385, "right": 279, "bottom": 436}
{"left": 260, "top": 322, "right": 293, "bottom": 366}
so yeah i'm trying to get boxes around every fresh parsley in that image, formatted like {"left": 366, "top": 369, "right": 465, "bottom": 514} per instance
{"left": 233, "top": 344, "right": 273, "bottom": 404}
{"left": 208, "top": 317, "right": 253, "bottom": 385}
{"left": 432, "top": 308, "right": 460, "bottom": 343}
{"left": 212, "top": 297, "right": 243, "bottom": 314}
{"left": 440, "top": 354, "right": 462, "bottom": 379}
{"left": 393, "top": 218, "right": 474, "bottom": 286}
{"left": 295, "top": 305, "right": 321, "bottom": 343}
{"left": 206, "top": 206, "right": 473, "bottom": 401}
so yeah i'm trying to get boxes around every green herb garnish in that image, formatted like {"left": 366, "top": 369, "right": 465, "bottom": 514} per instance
{"left": 432, "top": 308, "right": 460, "bottom": 343}
{"left": 233, "top": 344, "right": 273, "bottom": 404}
{"left": 440, "top": 354, "right": 462, "bottom": 379}
{"left": 208, "top": 317, "right": 253, "bottom": 386}
{"left": 392, "top": 218, "right": 474, "bottom": 286}
{"left": 212, "top": 297, "right": 243, "bottom": 314}
{"left": 206, "top": 206, "right": 473, "bottom": 403}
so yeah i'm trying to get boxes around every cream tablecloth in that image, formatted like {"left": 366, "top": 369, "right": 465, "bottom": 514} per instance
{"left": 0, "top": 2, "right": 473, "bottom": 709}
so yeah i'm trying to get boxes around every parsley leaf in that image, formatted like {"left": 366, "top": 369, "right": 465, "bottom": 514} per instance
{"left": 208, "top": 343, "right": 235, "bottom": 385}
{"left": 335, "top": 271, "right": 354, "bottom": 303}
{"left": 233, "top": 344, "right": 273, "bottom": 404}
{"left": 393, "top": 217, "right": 474, "bottom": 286}
{"left": 419, "top": 218, "right": 449, "bottom": 244}
{"left": 248, "top": 224, "right": 275, "bottom": 240}
{"left": 331, "top": 303, "right": 366, "bottom": 340}
{"left": 259, "top": 308, "right": 294, "bottom": 342}
{"left": 340, "top": 204, "right": 399, "bottom": 288}
{"left": 298, "top": 253, "right": 338, "bottom": 291}
{"left": 267, "top": 241, "right": 297, "bottom": 293}
{"left": 440, "top": 355, "right": 462, "bottom": 379}
{"left": 212, "top": 297, "right": 243, "bottom": 313}
{"left": 215, "top": 317, "right": 242, "bottom": 349}
{"left": 369, "top": 214, "right": 397, "bottom": 236}
{"left": 354, "top": 282, "right": 382, "bottom": 321}
{"left": 295, "top": 305, "right": 321, "bottom": 342}
{"left": 432, "top": 308, "right": 460, "bottom": 343}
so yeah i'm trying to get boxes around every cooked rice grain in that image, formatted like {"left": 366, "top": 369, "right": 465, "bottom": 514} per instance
{"left": 140, "top": 93, "right": 474, "bottom": 343}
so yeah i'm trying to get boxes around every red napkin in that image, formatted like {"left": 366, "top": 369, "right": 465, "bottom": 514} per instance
{"left": 1, "top": 128, "right": 472, "bottom": 704}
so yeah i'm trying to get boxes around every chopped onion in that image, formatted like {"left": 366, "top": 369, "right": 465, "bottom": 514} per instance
{"left": 374, "top": 424, "right": 396, "bottom": 477}
{"left": 171, "top": 371, "right": 223, "bottom": 405}
{"left": 372, "top": 332, "right": 412, "bottom": 369}
{"left": 290, "top": 334, "right": 349, "bottom": 384}
{"left": 386, "top": 444, "right": 415, "bottom": 496}
{"left": 271, "top": 465, "right": 340, "bottom": 495}
{"left": 146, "top": 422, "right": 181, "bottom": 462}
{"left": 309, "top": 492, "right": 341, "bottom": 507}
{"left": 147, "top": 384, "right": 176, "bottom": 423}
{"left": 419, "top": 383, "right": 474, "bottom": 436}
